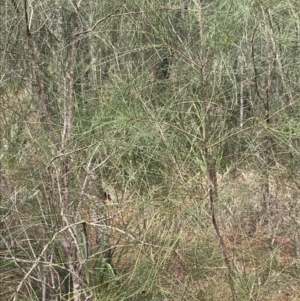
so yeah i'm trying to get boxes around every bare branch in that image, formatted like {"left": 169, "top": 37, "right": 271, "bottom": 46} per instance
{"left": 75, "top": 0, "right": 126, "bottom": 36}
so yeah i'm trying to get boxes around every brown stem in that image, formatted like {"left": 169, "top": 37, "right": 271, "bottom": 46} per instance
{"left": 202, "top": 66, "right": 237, "bottom": 300}
{"left": 205, "top": 147, "right": 238, "bottom": 301}
{"left": 11, "top": 0, "right": 60, "bottom": 150}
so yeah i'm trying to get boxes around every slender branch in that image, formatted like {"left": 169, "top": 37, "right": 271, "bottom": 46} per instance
{"left": 10, "top": 0, "right": 60, "bottom": 149}
{"left": 12, "top": 220, "right": 85, "bottom": 301}
{"left": 75, "top": 0, "right": 126, "bottom": 36}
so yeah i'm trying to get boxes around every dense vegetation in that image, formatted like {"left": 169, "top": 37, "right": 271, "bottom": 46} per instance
{"left": 1, "top": 0, "right": 300, "bottom": 300}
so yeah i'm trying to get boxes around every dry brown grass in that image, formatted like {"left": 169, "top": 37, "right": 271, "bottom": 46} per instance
{"left": 87, "top": 169, "right": 300, "bottom": 300}
{"left": 2, "top": 93, "right": 300, "bottom": 301}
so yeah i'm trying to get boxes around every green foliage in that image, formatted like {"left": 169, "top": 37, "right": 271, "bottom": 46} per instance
{"left": 2, "top": 0, "right": 300, "bottom": 300}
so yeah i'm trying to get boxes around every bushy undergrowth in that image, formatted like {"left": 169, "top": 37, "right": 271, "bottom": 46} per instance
{"left": 2, "top": 0, "right": 300, "bottom": 300}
